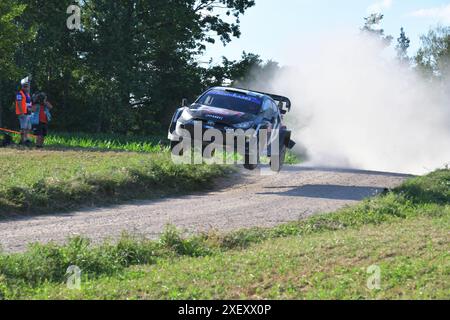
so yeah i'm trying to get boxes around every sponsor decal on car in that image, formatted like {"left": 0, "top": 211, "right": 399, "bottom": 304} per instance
{"left": 206, "top": 114, "right": 224, "bottom": 121}
{"left": 199, "top": 106, "right": 244, "bottom": 117}
{"left": 209, "top": 89, "right": 262, "bottom": 104}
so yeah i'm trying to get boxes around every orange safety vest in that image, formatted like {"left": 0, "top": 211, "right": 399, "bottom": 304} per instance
{"left": 15, "top": 90, "right": 28, "bottom": 115}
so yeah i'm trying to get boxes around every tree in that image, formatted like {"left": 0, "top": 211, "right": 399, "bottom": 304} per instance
{"left": 192, "top": 0, "right": 256, "bottom": 48}
{"left": 396, "top": 27, "right": 411, "bottom": 64}
{"left": 78, "top": 0, "right": 256, "bottom": 133}
{"left": 229, "top": 54, "right": 281, "bottom": 91}
{"left": 203, "top": 52, "right": 281, "bottom": 92}
{"left": 17, "top": 0, "right": 83, "bottom": 131}
{"left": 0, "top": 0, "right": 31, "bottom": 127}
{"left": 415, "top": 26, "right": 450, "bottom": 80}
{"left": 361, "top": 13, "right": 393, "bottom": 46}
{"left": 3, "top": 0, "right": 255, "bottom": 134}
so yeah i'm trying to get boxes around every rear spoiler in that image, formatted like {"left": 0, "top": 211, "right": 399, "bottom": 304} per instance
{"left": 233, "top": 88, "right": 292, "bottom": 114}
{"left": 265, "top": 93, "right": 292, "bottom": 115}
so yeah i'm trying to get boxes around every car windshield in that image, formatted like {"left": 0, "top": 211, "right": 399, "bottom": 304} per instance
{"left": 197, "top": 90, "right": 262, "bottom": 114}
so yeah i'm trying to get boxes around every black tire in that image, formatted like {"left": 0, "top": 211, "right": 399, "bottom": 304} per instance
{"left": 244, "top": 163, "right": 258, "bottom": 170}
{"left": 270, "top": 144, "right": 287, "bottom": 172}
{"left": 244, "top": 151, "right": 259, "bottom": 171}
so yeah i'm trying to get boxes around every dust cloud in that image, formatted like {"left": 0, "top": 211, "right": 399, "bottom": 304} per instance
{"left": 251, "top": 34, "right": 450, "bottom": 174}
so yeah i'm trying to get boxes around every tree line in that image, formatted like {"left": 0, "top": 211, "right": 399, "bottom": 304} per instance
{"left": 363, "top": 13, "right": 450, "bottom": 80}
{"left": 0, "top": 0, "right": 260, "bottom": 134}
{"left": 0, "top": 3, "right": 448, "bottom": 135}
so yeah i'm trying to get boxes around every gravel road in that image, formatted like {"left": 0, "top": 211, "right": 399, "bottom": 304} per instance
{"left": 0, "top": 165, "right": 411, "bottom": 252}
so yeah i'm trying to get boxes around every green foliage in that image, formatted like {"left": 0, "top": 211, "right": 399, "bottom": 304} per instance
{"left": 0, "top": 227, "right": 213, "bottom": 290}
{"left": 361, "top": 13, "right": 393, "bottom": 46}
{"left": 0, "top": 1, "right": 30, "bottom": 77}
{"left": 0, "top": 235, "right": 157, "bottom": 286}
{"left": 395, "top": 169, "right": 450, "bottom": 205}
{"left": 45, "top": 132, "right": 167, "bottom": 153}
{"left": 203, "top": 52, "right": 281, "bottom": 91}
{"left": 0, "top": 0, "right": 33, "bottom": 127}
{"left": 415, "top": 26, "right": 450, "bottom": 80}
{"left": 0, "top": 0, "right": 256, "bottom": 134}
{"left": 160, "top": 225, "right": 213, "bottom": 257}
{"left": 396, "top": 27, "right": 411, "bottom": 64}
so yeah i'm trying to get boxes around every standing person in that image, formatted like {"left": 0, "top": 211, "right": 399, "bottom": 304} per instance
{"left": 31, "top": 92, "right": 53, "bottom": 148}
{"left": 15, "top": 77, "right": 32, "bottom": 145}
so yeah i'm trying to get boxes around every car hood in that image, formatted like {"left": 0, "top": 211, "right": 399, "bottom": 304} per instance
{"left": 189, "top": 105, "right": 257, "bottom": 125}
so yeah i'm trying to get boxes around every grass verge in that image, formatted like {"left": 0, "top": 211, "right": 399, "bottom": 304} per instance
{"left": 0, "top": 149, "right": 230, "bottom": 216}
{"left": 0, "top": 169, "right": 448, "bottom": 299}
{"left": 4, "top": 131, "right": 302, "bottom": 163}
{"left": 45, "top": 132, "right": 167, "bottom": 153}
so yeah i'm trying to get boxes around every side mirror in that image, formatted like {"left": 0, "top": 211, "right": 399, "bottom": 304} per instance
{"left": 181, "top": 98, "right": 188, "bottom": 107}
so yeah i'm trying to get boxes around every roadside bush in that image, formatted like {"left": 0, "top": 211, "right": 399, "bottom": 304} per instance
{"left": 0, "top": 227, "right": 213, "bottom": 288}
{"left": 160, "top": 226, "right": 213, "bottom": 257}
{"left": 395, "top": 169, "right": 450, "bottom": 205}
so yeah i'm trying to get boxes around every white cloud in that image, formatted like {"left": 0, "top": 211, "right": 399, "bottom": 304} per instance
{"left": 367, "top": 0, "right": 393, "bottom": 14}
{"left": 409, "top": 4, "right": 450, "bottom": 23}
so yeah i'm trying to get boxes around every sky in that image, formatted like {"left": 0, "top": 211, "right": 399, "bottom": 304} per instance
{"left": 203, "top": 0, "right": 450, "bottom": 65}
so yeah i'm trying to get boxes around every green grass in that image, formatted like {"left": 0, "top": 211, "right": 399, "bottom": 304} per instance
{"left": 285, "top": 150, "right": 301, "bottom": 165}
{"left": 0, "top": 169, "right": 448, "bottom": 300}
{"left": 45, "top": 132, "right": 167, "bottom": 153}
{"left": 0, "top": 149, "right": 230, "bottom": 215}
{"left": 5, "top": 132, "right": 167, "bottom": 153}
{"left": 6, "top": 131, "right": 301, "bottom": 164}
{"left": 7, "top": 131, "right": 301, "bottom": 164}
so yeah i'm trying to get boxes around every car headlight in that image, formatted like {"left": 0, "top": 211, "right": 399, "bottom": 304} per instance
{"left": 179, "top": 109, "right": 194, "bottom": 122}
{"left": 234, "top": 121, "right": 254, "bottom": 129}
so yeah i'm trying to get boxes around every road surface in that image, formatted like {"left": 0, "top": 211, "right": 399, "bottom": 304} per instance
{"left": 0, "top": 165, "right": 411, "bottom": 252}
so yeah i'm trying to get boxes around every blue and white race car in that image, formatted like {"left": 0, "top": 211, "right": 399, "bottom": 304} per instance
{"left": 168, "top": 87, "right": 295, "bottom": 171}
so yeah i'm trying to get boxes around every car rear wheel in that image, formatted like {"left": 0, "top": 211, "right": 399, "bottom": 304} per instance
{"left": 244, "top": 151, "right": 259, "bottom": 170}
{"left": 270, "top": 144, "right": 287, "bottom": 172}
{"left": 244, "top": 163, "right": 258, "bottom": 170}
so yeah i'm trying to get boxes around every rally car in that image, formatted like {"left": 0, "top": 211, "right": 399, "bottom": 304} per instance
{"left": 168, "top": 87, "right": 295, "bottom": 171}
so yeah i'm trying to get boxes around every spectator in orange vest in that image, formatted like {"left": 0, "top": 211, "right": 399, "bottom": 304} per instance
{"left": 15, "top": 79, "right": 32, "bottom": 145}
{"left": 31, "top": 92, "right": 53, "bottom": 148}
